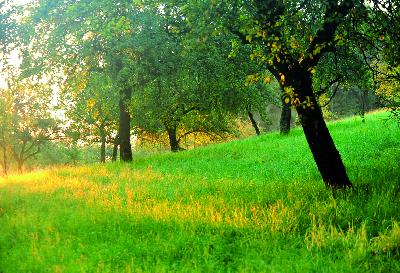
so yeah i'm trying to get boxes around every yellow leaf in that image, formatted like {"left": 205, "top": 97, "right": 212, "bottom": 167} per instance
{"left": 87, "top": 98, "right": 96, "bottom": 109}
{"left": 280, "top": 74, "right": 285, "bottom": 84}
{"left": 263, "top": 76, "right": 272, "bottom": 84}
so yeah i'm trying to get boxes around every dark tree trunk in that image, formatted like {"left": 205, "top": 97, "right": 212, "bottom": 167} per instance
{"left": 100, "top": 126, "right": 106, "bottom": 163}
{"left": 287, "top": 70, "right": 352, "bottom": 189}
{"left": 360, "top": 89, "right": 369, "bottom": 122}
{"left": 167, "top": 127, "right": 180, "bottom": 152}
{"left": 119, "top": 87, "right": 133, "bottom": 162}
{"left": 248, "top": 111, "right": 261, "bottom": 136}
{"left": 112, "top": 135, "right": 119, "bottom": 162}
{"left": 280, "top": 101, "right": 291, "bottom": 135}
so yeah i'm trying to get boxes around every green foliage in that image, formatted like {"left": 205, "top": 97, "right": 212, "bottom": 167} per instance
{"left": 0, "top": 112, "right": 399, "bottom": 272}
{"left": 0, "top": 73, "right": 57, "bottom": 173}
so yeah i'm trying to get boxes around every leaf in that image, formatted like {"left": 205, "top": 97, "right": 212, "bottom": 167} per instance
{"left": 263, "top": 76, "right": 272, "bottom": 84}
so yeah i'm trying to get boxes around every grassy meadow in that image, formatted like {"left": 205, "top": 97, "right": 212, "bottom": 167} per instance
{"left": 0, "top": 111, "right": 399, "bottom": 272}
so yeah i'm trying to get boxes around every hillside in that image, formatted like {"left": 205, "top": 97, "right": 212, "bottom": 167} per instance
{"left": 0, "top": 112, "right": 399, "bottom": 272}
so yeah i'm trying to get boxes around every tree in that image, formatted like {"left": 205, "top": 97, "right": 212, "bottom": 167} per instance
{"left": 22, "top": 0, "right": 145, "bottom": 162}
{"left": 60, "top": 72, "right": 119, "bottom": 163}
{"left": 128, "top": 3, "right": 252, "bottom": 152}
{"left": 0, "top": 73, "right": 56, "bottom": 173}
{"left": 195, "top": 0, "right": 369, "bottom": 189}
{"left": 132, "top": 33, "right": 240, "bottom": 152}
{"left": 350, "top": 0, "right": 400, "bottom": 122}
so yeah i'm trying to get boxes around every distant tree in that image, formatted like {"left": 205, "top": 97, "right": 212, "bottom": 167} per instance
{"left": 350, "top": 0, "right": 400, "bottom": 121}
{"left": 60, "top": 72, "right": 119, "bottom": 163}
{"left": 132, "top": 34, "right": 240, "bottom": 151}
{"left": 0, "top": 74, "right": 57, "bottom": 173}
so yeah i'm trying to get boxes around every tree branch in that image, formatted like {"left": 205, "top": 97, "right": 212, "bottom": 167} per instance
{"left": 315, "top": 76, "right": 342, "bottom": 97}
{"left": 304, "top": 0, "right": 355, "bottom": 68}
{"left": 321, "top": 82, "right": 341, "bottom": 108}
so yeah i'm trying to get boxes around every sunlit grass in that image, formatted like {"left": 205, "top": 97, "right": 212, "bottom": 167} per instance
{"left": 0, "top": 111, "right": 399, "bottom": 272}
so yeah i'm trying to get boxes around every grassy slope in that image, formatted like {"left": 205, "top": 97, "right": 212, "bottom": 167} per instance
{"left": 0, "top": 111, "right": 399, "bottom": 272}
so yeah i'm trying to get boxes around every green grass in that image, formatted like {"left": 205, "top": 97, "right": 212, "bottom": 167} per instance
{"left": 0, "top": 111, "right": 399, "bottom": 272}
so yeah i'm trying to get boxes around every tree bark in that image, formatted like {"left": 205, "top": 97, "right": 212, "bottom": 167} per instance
{"left": 99, "top": 126, "right": 106, "bottom": 163}
{"left": 280, "top": 101, "right": 291, "bottom": 135}
{"left": 167, "top": 127, "right": 180, "bottom": 152}
{"left": 112, "top": 135, "right": 119, "bottom": 162}
{"left": 248, "top": 111, "right": 261, "bottom": 136}
{"left": 119, "top": 87, "right": 133, "bottom": 162}
{"left": 287, "top": 69, "right": 352, "bottom": 189}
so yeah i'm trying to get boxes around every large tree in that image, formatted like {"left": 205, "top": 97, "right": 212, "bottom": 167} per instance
{"left": 194, "top": 0, "right": 370, "bottom": 189}
{"left": 22, "top": 0, "right": 145, "bottom": 162}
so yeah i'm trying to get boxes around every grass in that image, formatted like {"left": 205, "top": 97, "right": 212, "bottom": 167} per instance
{"left": 0, "top": 111, "right": 399, "bottom": 272}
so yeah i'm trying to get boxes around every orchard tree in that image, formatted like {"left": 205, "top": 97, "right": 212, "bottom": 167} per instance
{"left": 22, "top": 0, "right": 147, "bottom": 162}
{"left": 129, "top": 2, "right": 253, "bottom": 151}
{"left": 132, "top": 33, "right": 240, "bottom": 152}
{"left": 61, "top": 72, "right": 119, "bottom": 163}
{"left": 193, "top": 0, "right": 375, "bottom": 189}
{"left": 350, "top": 0, "right": 400, "bottom": 121}
{"left": 0, "top": 74, "right": 57, "bottom": 173}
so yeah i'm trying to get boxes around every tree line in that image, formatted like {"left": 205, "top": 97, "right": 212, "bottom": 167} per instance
{"left": 0, "top": 0, "right": 399, "bottom": 189}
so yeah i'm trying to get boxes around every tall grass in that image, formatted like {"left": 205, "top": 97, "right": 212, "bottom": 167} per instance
{"left": 0, "top": 111, "right": 399, "bottom": 272}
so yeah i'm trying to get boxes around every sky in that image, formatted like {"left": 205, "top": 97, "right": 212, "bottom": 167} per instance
{"left": 0, "top": 0, "right": 32, "bottom": 88}
{"left": 10, "top": 0, "right": 31, "bottom": 5}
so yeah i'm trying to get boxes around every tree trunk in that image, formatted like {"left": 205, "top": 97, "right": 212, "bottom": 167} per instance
{"left": 167, "top": 127, "right": 180, "bottom": 152}
{"left": 248, "top": 111, "right": 261, "bottom": 136}
{"left": 119, "top": 87, "right": 133, "bottom": 162}
{"left": 287, "top": 70, "right": 352, "bottom": 189}
{"left": 112, "top": 135, "right": 119, "bottom": 162}
{"left": 17, "top": 159, "right": 23, "bottom": 174}
{"left": 280, "top": 100, "right": 291, "bottom": 135}
{"left": 2, "top": 146, "right": 7, "bottom": 176}
{"left": 360, "top": 89, "right": 369, "bottom": 122}
{"left": 100, "top": 126, "right": 106, "bottom": 163}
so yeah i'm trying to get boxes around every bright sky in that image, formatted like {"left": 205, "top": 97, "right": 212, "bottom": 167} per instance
{"left": 10, "top": 0, "right": 32, "bottom": 5}
{"left": 0, "top": 0, "right": 32, "bottom": 88}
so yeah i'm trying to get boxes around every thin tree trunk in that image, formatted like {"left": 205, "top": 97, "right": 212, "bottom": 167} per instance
{"left": 119, "top": 87, "right": 133, "bottom": 162}
{"left": 167, "top": 127, "right": 180, "bottom": 152}
{"left": 280, "top": 100, "right": 291, "bottom": 135}
{"left": 112, "top": 135, "right": 119, "bottom": 162}
{"left": 248, "top": 111, "right": 261, "bottom": 136}
{"left": 100, "top": 126, "right": 106, "bottom": 163}
{"left": 361, "top": 89, "right": 369, "bottom": 122}
{"left": 2, "top": 146, "right": 7, "bottom": 176}
{"left": 17, "top": 159, "right": 23, "bottom": 174}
